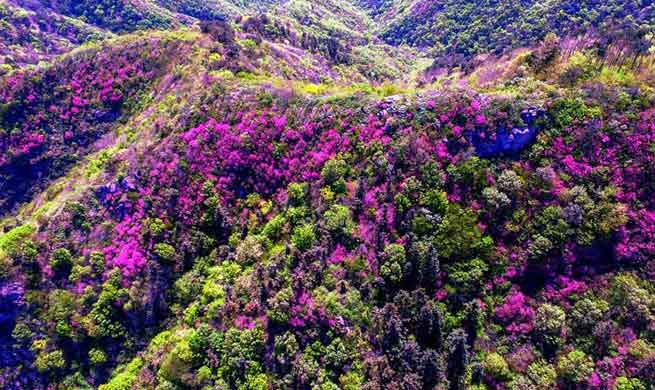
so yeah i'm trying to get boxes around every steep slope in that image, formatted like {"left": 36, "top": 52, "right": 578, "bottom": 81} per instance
{"left": 0, "top": 0, "right": 111, "bottom": 69}
{"left": 0, "top": 18, "right": 425, "bottom": 217}
{"left": 361, "top": 0, "right": 655, "bottom": 66}
{"left": 1, "top": 21, "right": 655, "bottom": 389}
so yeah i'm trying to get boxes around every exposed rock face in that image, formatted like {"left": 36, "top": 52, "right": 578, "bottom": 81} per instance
{"left": 470, "top": 108, "right": 545, "bottom": 158}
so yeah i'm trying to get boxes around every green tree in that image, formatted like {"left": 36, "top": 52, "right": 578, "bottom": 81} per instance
{"left": 50, "top": 248, "right": 73, "bottom": 273}
{"left": 557, "top": 350, "right": 594, "bottom": 384}
{"left": 292, "top": 224, "right": 316, "bottom": 251}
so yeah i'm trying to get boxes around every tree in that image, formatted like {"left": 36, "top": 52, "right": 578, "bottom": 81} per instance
{"left": 557, "top": 350, "right": 594, "bottom": 385}
{"left": 421, "top": 244, "right": 439, "bottom": 293}
{"left": 447, "top": 329, "right": 469, "bottom": 390}
{"left": 526, "top": 360, "right": 557, "bottom": 390}
{"left": 535, "top": 304, "right": 565, "bottom": 355}
{"left": 35, "top": 349, "right": 66, "bottom": 373}
{"left": 436, "top": 204, "right": 486, "bottom": 261}
{"left": 50, "top": 248, "right": 73, "bottom": 275}
{"left": 484, "top": 352, "right": 511, "bottom": 382}
{"left": 291, "top": 224, "right": 316, "bottom": 251}
{"left": 324, "top": 204, "right": 355, "bottom": 238}
{"left": 153, "top": 243, "right": 175, "bottom": 264}
{"left": 416, "top": 303, "right": 444, "bottom": 351}
{"left": 381, "top": 243, "right": 407, "bottom": 285}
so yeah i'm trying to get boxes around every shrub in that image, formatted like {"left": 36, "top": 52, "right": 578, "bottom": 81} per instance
{"left": 447, "top": 258, "right": 489, "bottom": 294}
{"left": 535, "top": 304, "right": 565, "bottom": 336}
{"left": 321, "top": 157, "right": 349, "bottom": 190}
{"left": 235, "top": 235, "right": 264, "bottom": 264}
{"left": 0, "top": 224, "right": 35, "bottom": 259}
{"left": 557, "top": 350, "right": 594, "bottom": 384}
{"left": 614, "top": 376, "right": 646, "bottom": 390}
{"left": 50, "top": 248, "right": 73, "bottom": 273}
{"left": 153, "top": 243, "right": 176, "bottom": 263}
{"left": 570, "top": 296, "right": 608, "bottom": 330}
{"left": 482, "top": 187, "right": 511, "bottom": 210}
{"left": 324, "top": 204, "right": 354, "bottom": 237}
{"left": 35, "top": 349, "right": 66, "bottom": 372}
{"left": 89, "top": 348, "right": 107, "bottom": 366}
{"left": 420, "top": 190, "right": 449, "bottom": 215}
{"left": 291, "top": 224, "right": 316, "bottom": 251}
{"left": 380, "top": 243, "right": 406, "bottom": 284}
{"left": 535, "top": 304, "right": 565, "bottom": 351}
{"left": 436, "top": 204, "right": 485, "bottom": 260}
{"left": 261, "top": 214, "right": 287, "bottom": 240}
{"left": 484, "top": 352, "right": 512, "bottom": 381}
{"left": 99, "top": 357, "right": 144, "bottom": 390}
{"left": 497, "top": 169, "right": 523, "bottom": 194}
{"left": 527, "top": 235, "right": 553, "bottom": 261}
{"left": 287, "top": 182, "right": 307, "bottom": 205}
{"left": 526, "top": 361, "right": 557, "bottom": 389}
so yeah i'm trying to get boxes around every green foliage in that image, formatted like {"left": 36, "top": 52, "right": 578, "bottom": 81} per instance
{"left": 323, "top": 204, "right": 355, "bottom": 237}
{"left": 60, "top": 372, "right": 92, "bottom": 390}
{"left": 267, "top": 287, "right": 293, "bottom": 324}
{"left": 89, "top": 251, "right": 105, "bottom": 274}
{"left": 535, "top": 303, "right": 565, "bottom": 349}
{"left": 557, "top": 350, "right": 594, "bottom": 384}
{"left": 535, "top": 304, "right": 565, "bottom": 335}
{"left": 153, "top": 243, "right": 176, "bottom": 263}
{"left": 218, "top": 327, "right": 266, "bottom": 387}
{"left": 86, "top": 269, "right": 128, "bottom": 339}
{"left": 321, "top": 156, "right": 350, "bottom": 192}
{"left": 235, "top": 235, "right": 264, "bottom": 264}
{"left": 35, "top": 349, "right": 66, "bottom": 372}
{"left": 292, "top": 224, "right": 316, "bottom": 251}
{"left": 447, "top": 258, "right": 488, "bottom": 295}
{"left": 380, "top": 243, "right": 406, "bottom": 285}
{"left": 609, "top": 273, "right": 655, "bottom": 328}
{"left": 197, "top": 365, "right": 213, "bottom": 382}
{"left": 287, "top": 182, "right": 308, "bottom": 205}
{"left": 482, "top": 187, "right": 511, "bottom": 210}
{"left": 559, "top": 52, "right": 599, "bottom": 86}
{"left": 261, "top": 214, "right": 287, "bottom": 240}
{"left": 436, "top": 204, "right": 490, "bottom": 261}
{"left": 525, "top": 361, "right": 557, "bottom": 389}
{"left": 446, "top": 157, "right": 489, "bottom": 192}
{"left": 570, "top": 296, "right": 609, "bottom": 330}
{"left": 50, "top": 248, "right": 73, "bottom": 273}
{"left": 484, "top": 352, "right": 512, "bottom": 381}
{"left": 527, "top": 235, "right": 553, "bottom": 261}
{"left": 69, "top": 264, "right": 92, "bottom": 283}
{"left": 89, "top": 348, "right": 108, "bottom": 365}
{"left": 145, "top": 218, "right": 168, "bottom": 238}
{"left": 550, "top": 98, "right": 602, "bottom": 129}
{"left": 240, "top": 38, "right": 258, "bottom": 50}
{"left": 46, "top": 289, "right": 76, "bottom": 338}
{"left": 99, "top": 357, "right": 144, "bottom": 390}
{"left": 159, "top": 334, "right": 194, "bottom": 382}
{"left": 497, "top": 170, "right": 523, "bottom": 194}
{"left": 0, "top": 224, "right": 35, "bottom": 260}
{"left": 614, "top": 376, "right": 647, "bottom": 390}
{"left": 420, "top": 190, "right": 448, "bottom": 215}
{"left": 339, "top": 367, "right": 365, "bottom": 390}
{"left": 533, "top": 206, "right": 570, "bottom": 245}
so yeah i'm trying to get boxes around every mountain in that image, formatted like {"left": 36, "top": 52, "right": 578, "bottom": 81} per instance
{"left": 366, "top": 0, "right": 655, "bottom": 59}
{"left": 1, "top": 1, "right": 655, "bottom": 390}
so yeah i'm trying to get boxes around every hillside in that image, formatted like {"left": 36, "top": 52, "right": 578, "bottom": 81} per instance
{"left": 1, "top": 2, "right": 655, "bottom": 390}
{"left": 365, "top": 0, "right": 655, "bottom": 62}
